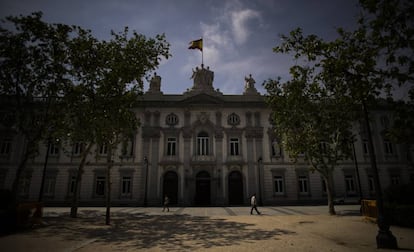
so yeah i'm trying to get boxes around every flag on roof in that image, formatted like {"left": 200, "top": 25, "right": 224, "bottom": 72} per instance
{"left": 188, "top": 38, "right": 202, "bottom": 51}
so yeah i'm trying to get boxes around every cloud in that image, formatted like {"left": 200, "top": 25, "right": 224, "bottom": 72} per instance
{"left": 231, "top": 9, "right": 260, "bottom": 44}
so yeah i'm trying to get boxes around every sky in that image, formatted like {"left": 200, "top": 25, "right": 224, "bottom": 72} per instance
{"left": 0, "top": 0, "right": 362, "bottom": 95}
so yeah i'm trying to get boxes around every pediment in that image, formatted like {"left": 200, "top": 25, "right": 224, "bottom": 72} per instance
{"left": 180, "top": 93, "right": 224, "bottom": 105}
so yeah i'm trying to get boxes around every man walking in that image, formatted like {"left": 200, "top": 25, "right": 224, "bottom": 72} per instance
{"left": 250, "top": 193, "right": 261, "bottom": 215}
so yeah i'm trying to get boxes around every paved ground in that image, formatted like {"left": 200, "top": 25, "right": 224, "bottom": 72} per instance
{"left": 1, "top": 205, "right": 413, "bottom": 252}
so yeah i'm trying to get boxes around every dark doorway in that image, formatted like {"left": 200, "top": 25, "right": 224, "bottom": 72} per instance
{"left": 163, "top": 171, "right": 178, "bottom": 204}
{"left": 228, "top": 171, "right": 244, "bottom": 205}
{"left": 195, "top": 171, "right": 210, "bottom": 205}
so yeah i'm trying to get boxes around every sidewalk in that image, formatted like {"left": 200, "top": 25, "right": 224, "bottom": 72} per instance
{"left": 1, "top": 206, "right": 413, "bottom": 252}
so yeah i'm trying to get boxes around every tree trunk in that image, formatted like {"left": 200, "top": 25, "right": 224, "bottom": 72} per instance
{"left": 70, "top": 143, "right": 94, "bottom": 218}
{"left": 324, "top": 174, "right": 336, "bottom": 215}
{"left": 105, "top": 145, "right": 113, "bottom": 225}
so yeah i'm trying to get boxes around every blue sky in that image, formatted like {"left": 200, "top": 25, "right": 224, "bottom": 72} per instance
{"left": 0, "top": 0, "right": 361, "bottom": 95}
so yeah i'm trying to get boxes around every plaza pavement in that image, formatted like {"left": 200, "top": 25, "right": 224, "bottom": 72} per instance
{"left": 1, "top": 205, "right": 413, "bottom": 252}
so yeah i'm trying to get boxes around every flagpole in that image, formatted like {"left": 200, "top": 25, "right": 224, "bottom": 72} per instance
{"left": 201, "top": 37, "right": 204, "bottom": 66}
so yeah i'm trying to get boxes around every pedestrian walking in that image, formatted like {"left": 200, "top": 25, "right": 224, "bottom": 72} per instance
{"left": 162, "top": 194, "right": 170, "bottom": 212}
{"left": 250, "top": 193, "right": 261, "bottom": 215}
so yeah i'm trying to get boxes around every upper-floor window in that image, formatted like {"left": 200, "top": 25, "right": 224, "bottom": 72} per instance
{"left": 228, "top": 113, "right": 240, "bottom": 126}
{"left": 166, "top": 113, "right": 179, "bottom": 126}
{"left": 73, "top": 142, "right": 85, "bottom": 156}
{"left": 167, "top": 137, "right": 177, "bottom": 156}
{"left": 99, "top": 144, "right": 108, "bottom": 156}
{"left": 121, "top": 138, "right": 134, "bottom": 157}
{"left": 197, "top": 131, "right": 209, "bottom": 156}
{"left": 48, "top": 142, "right": 59, "bottom": 156}
{"left": 319, "top": 142, "right": 328, "bottom": 154}
{"left": 384, "top": 140, "right": 393, "bottom": 155}
{"left": 229, "top": 138, "right": 240, "bottom": 156}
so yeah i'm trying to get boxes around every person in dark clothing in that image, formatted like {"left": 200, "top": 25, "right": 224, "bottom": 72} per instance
{"left": 162, "top": 195, "right": 170, "bottom": 212}
{"left": 250, "top": 193, "right": 261, "bottom": 215}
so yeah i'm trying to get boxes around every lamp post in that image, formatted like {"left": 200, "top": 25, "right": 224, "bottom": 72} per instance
{"left": 257, "top": 156, "right": 263, "bottom": 206}
{"left": 144, "top": 156, "right": 149, "bottom": 207}
{"left": 38, "top": 137, "right": 51, "bottom": 202}
{"left": 362, "top": 101, "right": 397, "bottom": 249}
{"left": 351, "top": 142, "right": 363, "bottom": 203}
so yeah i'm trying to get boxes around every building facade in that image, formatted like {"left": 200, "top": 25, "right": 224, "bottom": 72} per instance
{"left": 1, "top": 65, "right": 413, "bottom": 206}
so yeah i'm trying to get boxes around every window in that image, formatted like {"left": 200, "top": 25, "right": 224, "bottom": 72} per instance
{"left": 271, "top": 139, "right": 282, "bottom": 157}
{"left": 95, "top": 176, "right": 106, "bottom": 196}
{"left": 321, "top": 178, "right": 327, "bottom": 194}
{"left": 197, "top": 132, "right": 209, "bottom": 156}
{"left": 362, "top": 140, "right": 369, "bottom": 155}
{"left": 384, "top": 141, "right": 393, "bottom": 155}
{"left": 345, "top": 175, "right": 356, "bottom": 194}
{"left": 68, "top": 175, "right": 77, "bottom": 196}
{"left": 73, "top": 142, "right": 85, "bottom": 156}
{"left": 368, "top": 176, "right": 375, "bottom": 194}
{"left": 228, "top": 113, "right": 240, "bottom": 126}
{"left": 167, "top": 137, "right": 177, "bottom": 156}
{"left": 274, "top": 176, "right": 284, "bottom": 195}
{"left": 391, "top": 175, "right": 400, "bottom": 185}
{"left": 121, "top": 176, "right": 132, "bottom": 196}
{"left": 99, "top": 144, "right": 108, "bottom": 155}
{"left": 48, "top": 142, "right": 59, "bottom": 156}
{"left": 166, "top": 113, "right": 179, "bottom": 126}
{"left": 19, "top": 175, "right": 31, "bottom": 197}
{"left": 319, "top": 142, "right": 328, "bottom": 154}
{"left": 0, "top": 138, "right": 11, "bottom": 155}
{"left": 43, "top": 176, "right": 56, "bottom": 197}
{"left": 229, "top": 138, "right": 240, "bottom": 156}
{"left": 298, "top": 175, "right": 309, "bottom": 194}
{"left": 121, "top": 138, "right": 134, "bottom": 157}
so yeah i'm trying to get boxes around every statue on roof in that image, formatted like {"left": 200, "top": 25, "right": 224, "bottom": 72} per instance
{"left": 147, "top": 72, "right": 162, "bottom": 94}
{"left": 243, "top": 74, "right": 259, "bottom": 95}
{"left": 190, "top": 64, "right": 214, "bottom": 92}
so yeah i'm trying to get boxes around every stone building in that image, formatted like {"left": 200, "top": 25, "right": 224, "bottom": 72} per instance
{"left": 0, "top": 65, "right": 413, "bottom": 206}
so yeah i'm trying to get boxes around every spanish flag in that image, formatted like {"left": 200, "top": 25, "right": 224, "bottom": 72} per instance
{"left": 188, "top": 38, "right": 203, "bottom": 51}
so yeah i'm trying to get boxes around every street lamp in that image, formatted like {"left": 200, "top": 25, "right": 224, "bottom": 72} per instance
{"left": 362, "top": 101, "right": 397, "bottom": 249}
{"left": 257, "top": 156, "right": 263, "bottom": 206}
{"left": 38, "top": 136, "right": 52, "bottom": 202}
{"left": 351, "top": 142, "right": 363, "bottom": 203}
{"left": 144, "top": 156, "right": 149, "bottom": 207}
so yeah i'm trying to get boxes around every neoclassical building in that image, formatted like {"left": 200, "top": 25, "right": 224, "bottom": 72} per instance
{"left": 1, "top": 65, "right": 413, "bottom": 206}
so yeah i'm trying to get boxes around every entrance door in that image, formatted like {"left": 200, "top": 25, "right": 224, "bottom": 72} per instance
{"left": 195, "top": 171, "right": 210, "bottom": 205}
{"left": 228, "top": 171, "right": 243, "bottom": 205}
{"left": 163, "top": 171, "right": 178, "bottom": 204}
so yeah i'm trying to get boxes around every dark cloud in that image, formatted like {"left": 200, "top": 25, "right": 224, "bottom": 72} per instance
{"left": 0, "top": 0, "right": 360, "bottom": 94}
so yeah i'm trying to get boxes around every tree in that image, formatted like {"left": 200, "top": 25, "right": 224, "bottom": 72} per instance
{"left": 265, "top": 65, "right": 357, "bottom": 215}
{"left": 61, "top": 27, "right": 170, "bottom": 223}
{"left": 265, "top": 0, "right": 413, "bottom": 248}
{"left": 0, "top": 12, "right": 74, "bottom": 203}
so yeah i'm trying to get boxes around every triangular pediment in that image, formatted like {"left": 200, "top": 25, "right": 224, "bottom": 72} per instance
{"left": 180, "top": 93, "right": 224, "bottom": 105}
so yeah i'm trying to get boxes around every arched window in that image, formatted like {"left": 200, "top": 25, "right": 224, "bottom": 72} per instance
{"left": 197, "top": 131, "right": 209, "bottom": 155}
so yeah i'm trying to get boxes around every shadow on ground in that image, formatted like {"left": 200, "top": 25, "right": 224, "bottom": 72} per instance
{"left": 36, "top": 210, "right": 296, "bottom": 251}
